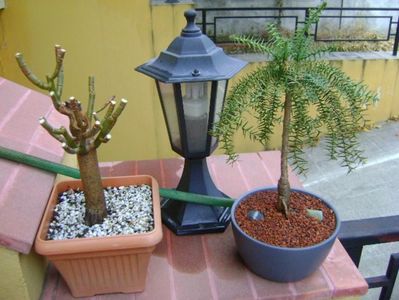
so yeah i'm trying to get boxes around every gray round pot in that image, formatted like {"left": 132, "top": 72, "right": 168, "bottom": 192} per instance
{"left": 231, "top": 187, "right": 341, "bottom": 282}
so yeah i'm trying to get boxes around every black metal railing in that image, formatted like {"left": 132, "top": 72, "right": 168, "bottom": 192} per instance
{"left": 195, "top": 6, "right": 399, "bottom": 55}
{"left": 339, "top": 215, "right": 399, "bottom": 300}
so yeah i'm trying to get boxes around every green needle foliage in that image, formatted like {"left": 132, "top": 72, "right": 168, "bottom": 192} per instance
{"left": 212, "top": 2, "right": 378, "bottom": 217}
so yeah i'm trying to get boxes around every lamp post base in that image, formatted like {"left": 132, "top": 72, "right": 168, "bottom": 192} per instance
{"left": 161, "top": 158, "right": 231, "bottom": 235}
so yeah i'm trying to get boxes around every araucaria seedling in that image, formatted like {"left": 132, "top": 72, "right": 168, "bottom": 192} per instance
{"left": 213, "top": 3, "right": 378, "bottom": 217}
{"left": 16, "top": 45, "right": 127, "bottom": 226}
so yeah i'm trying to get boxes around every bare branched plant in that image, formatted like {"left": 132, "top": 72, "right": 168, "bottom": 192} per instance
{"left": 16, "top": 45, "right": 127, "bottom": 225}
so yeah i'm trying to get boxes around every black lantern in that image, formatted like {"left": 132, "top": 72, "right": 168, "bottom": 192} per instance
{"left": 136, "top": 10, "right": 247, "bottom": 235}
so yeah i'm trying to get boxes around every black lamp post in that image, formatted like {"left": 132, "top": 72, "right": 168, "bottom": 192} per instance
{"left": 136, "top": 9, "right": 247, "bottom": 235}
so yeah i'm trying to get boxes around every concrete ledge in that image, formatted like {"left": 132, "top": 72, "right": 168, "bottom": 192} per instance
{"left": 0, "top": 77, "right": 66, "bottom": 254}
{"left": 151, "top": 0, "right": 194, "bottom": 6}
{"left": 233, "top": 51, "right": 399, "bottom": 63}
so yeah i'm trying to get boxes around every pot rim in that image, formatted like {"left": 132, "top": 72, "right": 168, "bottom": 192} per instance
{"left": 231, "top": 186, "right": 341, "bottom": 251}
{"left": 47, "top": 176, "right": 158, "bottom": 237}
{"left": 35, "top": 175, "right": 163, "bottom": 255}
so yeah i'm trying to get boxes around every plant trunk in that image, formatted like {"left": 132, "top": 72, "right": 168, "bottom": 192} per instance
{"left": 77, "top": 149, "right": 107, "bottom": 226}
{"left": 277, "top": 92, "right": 292, "bottom": 218}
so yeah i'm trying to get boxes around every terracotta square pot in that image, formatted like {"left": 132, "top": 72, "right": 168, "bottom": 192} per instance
{"left": 35, "top": 175, "right": 163, "bottom": 297}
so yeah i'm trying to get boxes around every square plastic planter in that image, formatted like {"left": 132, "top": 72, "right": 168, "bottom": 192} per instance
{"left": 35, "top": 175, "right": 163, "bottom": 297}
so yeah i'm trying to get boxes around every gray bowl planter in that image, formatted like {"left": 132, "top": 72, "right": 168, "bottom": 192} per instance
{"left": 231, "top": 187, "right": 341, "bottom": 282}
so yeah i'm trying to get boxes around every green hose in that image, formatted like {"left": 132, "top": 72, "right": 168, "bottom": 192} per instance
{"left": 0, "top": 146, "right": 234, "bottom": 207}
{"left": 159, "top": 188, "right": 234, "bottom": 207}
{"left": 0, "top": 146, "right": 80, "bottom": 178}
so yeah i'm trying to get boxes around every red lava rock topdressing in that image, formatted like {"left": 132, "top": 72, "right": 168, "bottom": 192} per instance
{"left": 235, "top": 190, "right": 337, "bottom": 248}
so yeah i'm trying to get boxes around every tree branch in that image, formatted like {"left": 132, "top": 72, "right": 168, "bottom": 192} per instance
{"left": 87, "top": 76, "right": 95, "bottom": 123}
{"left": 15, "top": 53, "right": 49, "bottom": 90}
{"left": 49, "top": 46, "right": 66, "bottom": 80}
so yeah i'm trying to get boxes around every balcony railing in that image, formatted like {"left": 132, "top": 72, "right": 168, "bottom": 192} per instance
{"left": 339, "top": 216, "right": 399, "bottom": 300}
{"left": 195, "top": 6, "right": 399, "bottom": 56}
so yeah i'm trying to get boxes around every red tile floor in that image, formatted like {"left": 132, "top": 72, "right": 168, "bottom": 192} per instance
{"left": 40, "top": 152, "right": 368, "bottom": 299}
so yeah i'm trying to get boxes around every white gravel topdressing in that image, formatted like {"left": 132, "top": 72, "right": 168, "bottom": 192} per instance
{"left": 47, "top": 184, "right": 154, "bottom": 240}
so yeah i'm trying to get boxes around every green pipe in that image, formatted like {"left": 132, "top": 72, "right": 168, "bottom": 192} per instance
{"left": 159, "top": 188, "right": 234, "bottom": 207}
{"left": 0, "top": 146, "right": 80, "bottom": 178}
{"left": 0, "top": 146, "right": 234, "bottom": 207}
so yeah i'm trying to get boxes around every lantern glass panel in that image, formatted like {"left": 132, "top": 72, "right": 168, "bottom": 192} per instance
{"left": 157, "top": 81, "right": 182, "bottom": 152}
{"left": 210, "top": 80, "right": 227, "bottom": 150}
{"left": 181, "top": 81, "right": 211, "bottom": 154}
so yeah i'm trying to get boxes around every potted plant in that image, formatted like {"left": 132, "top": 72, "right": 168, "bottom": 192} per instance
{"left": 212, "top": 3, "right": 378, "bottom": 282}
{"left": 16, "top": 45, "right": 163, "bottom": 297}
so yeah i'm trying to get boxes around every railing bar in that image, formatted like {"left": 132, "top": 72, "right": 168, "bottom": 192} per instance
{"left": 214, "top": 15, "right": 299, "bottom": 20}
{"left": 304, "top": 8, "right": 310, "bottom": 38}
{"left": 338, "top": 0, "right": 344, "bottom": 29}
{"left": 393, "top": 16, "right": 399, "bottom": 55}
{"left": 380, "top": 253, "right": 399, "bottom": 300}
{"left": 340, "top": 246, "right": 363, "bottom": 267}
{"left": 195, "top": 7, "right": 399, "bottom": 12}
{"left": 317, "top": 39, "right": 391, "bottom": 42}
{"left": 213, "top": 17, "right": 216, "bottom": 43}
{"left": 339, "top": 216, "right": 399, "bottom": 242}
{"left": 320, "top": 16, "right": 395, "bottom": 18}
{"left": 387, "top": 17, "right": 393, "bottom": 41}
{"left": 367, "top": 275, "right": 390, "bottom": 289}
{"left": 201, "top": 10, "right": 206, "bottom": 35}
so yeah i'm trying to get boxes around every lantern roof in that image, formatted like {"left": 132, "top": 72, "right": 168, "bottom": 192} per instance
{"left": 136, "top": 10, "right": 247, "bottom": 83}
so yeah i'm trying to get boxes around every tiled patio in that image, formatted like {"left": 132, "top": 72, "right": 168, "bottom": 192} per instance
{"left": 2, "top": 76, "right": 380, "bottom": 300}
{"left": 1, "top": 76, "right": 397, "bottom": 299}
{"left": 40, "top": 152, "right": 367, "bottom": 300}
{"left": 300, "top": 120, "right": 399, "bottom": 300}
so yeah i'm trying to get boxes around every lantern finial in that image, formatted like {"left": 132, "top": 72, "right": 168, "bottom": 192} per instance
{"left": 182, "top": 10, "right": 201, "bottom": 37}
